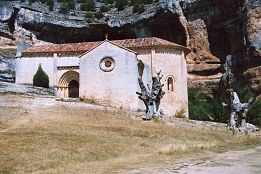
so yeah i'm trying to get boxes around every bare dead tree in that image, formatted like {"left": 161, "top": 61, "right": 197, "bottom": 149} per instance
{"left": 136, "top": 70, "right": 165, "bottom": 120}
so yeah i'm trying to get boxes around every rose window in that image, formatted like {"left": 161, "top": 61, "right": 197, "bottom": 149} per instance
{"left": 100, "top": 57, "right": 115, "bottom": 72}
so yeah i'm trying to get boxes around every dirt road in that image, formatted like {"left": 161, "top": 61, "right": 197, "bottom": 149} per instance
{"left": 175, "top": 145, "right": 261, "bottom": 174}
{"left": 124, "top": 145, "right": 261, "bottom": 174}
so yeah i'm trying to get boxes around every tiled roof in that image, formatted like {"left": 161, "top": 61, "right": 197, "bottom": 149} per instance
{"left": 23, "top": 37, "right": 189, "bottom": 54}
{"left": 24, "top": 41, "right": 100, "bottom": 53}
{"left": 112, "top": 37, "right": 187, "bottom": 49}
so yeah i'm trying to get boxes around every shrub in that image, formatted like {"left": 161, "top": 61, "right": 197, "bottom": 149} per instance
{"left": 85, "top": 11, "right": 93, "bottom": 18}
{"left": 248, "top": 99, "right": 261, "bottom": 127}
{"left": 188, "top": 88, "right": 211, "bottom": 121}
{"left": 100, "top": 5, "right": 110, "bottom": 12}
{"left": 46, "top": 0, "right": 54, "bottom": 11}
{"left": 238, "top": 85, "right": 255, "bottom": 103}
{"left": 132, "top": 3, "right": 139, "bottom": 13}
{"left": 209, "top": 98, "right": 228, "bottom": 123}
{"left": 60, "top": 0, "right": 75, "bottom": 13}
{"left": 33, "top": 64, "right": 49, "bottom": 88}
{"left": 115, "top": 0, "right": 128, "bottom": 11}
{"left": 80, "top": 0, "right": 96, "bottom": 12}
{"left": 137, "top": 3, "right": 145, "bottom": 13}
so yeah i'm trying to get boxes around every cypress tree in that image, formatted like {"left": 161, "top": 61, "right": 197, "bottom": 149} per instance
{"left": 33, "top": 64, "right": 49, "bottom": 88}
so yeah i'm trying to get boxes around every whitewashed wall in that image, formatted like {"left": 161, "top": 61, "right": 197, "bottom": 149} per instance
{"left": 15, "top": 56, "right": 56, "bottom": 87}
{"left": 57, "top": 55, "right": 79, "bottom": 67}
{"left": 16, "top": 54, "right": 80, "bottom": 89}
{"left": 80, "top": 41, "right": 139, "bottom": 110}
{"left": 135, "top": 47, "right": 188, "bottom": 117}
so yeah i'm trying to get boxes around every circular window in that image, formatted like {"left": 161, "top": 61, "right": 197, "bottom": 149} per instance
{"left": 100, "top": 57, "right": 115, "bottom": 72}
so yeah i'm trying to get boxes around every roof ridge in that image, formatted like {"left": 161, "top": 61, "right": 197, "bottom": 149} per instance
{"left": 23, "top": 37, "right": 190, "bottom": 54}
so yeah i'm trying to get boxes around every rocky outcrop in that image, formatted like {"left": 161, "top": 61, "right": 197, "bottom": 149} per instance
{"left": 0, "top": 1, "right": 15, "bottom": 39}
{"left": 0, "top": 55, "right": 15, "bottom": 83}
{"left": 0, "top": 0, "right": 260, "bottom": 95}
{"left": 243, "top": 66, "right": 261, "bottom": 93}
{"left": 246, "top": 1, "right": 261, "bottom": 56}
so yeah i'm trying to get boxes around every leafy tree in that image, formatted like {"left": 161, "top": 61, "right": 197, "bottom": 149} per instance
{"left": 238, "top": 85, "right": 255, "bottom": 103}
{"left": 47, "top": 0, "right": 54, "bottom": 11}
{"left": 100, "top": 5, "right": 110, "bottom": 12}
{"left": 33, "top": 64, "right": 49, "bottom": 88}
{"left": 188, "top": 88, "right": 211, "bottom": 121}
{"left": 85, "top": 11, "right": 93, "bottom": 18}
{"left": 209, "top": 98, "right": 228, "bottom": 123}
{"left": 80, "top": 0, "right": 96, "bottom": 12}
{"left": 248, "top": 99, "right": 261, "bottom": 127}
{"left": 132, "top": 3, "right": 139, "bottom": 13}
{"left": 60, "top": 0, "right": 75, "bottom": 13}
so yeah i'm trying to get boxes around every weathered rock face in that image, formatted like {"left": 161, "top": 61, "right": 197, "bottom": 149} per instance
{"left": 0, "top": 0, "right": 260, "bottom": 95}
{"left": 0, "top": 55, "right": 15, "bottom": 83}
{"left": 0, "top": 1, "right": 15, "bottom": 39}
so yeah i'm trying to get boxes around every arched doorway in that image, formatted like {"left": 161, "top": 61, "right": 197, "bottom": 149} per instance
{"left": 58, "top": 71, "right": 79, "bottom": 98}
{"left": 68, "top": 80, "right": 79, "bottom": 98}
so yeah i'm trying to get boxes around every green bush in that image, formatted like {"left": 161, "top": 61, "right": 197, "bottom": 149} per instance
{"left": 137, "top": 3, "right": 145, "bottom": 13}
{"left": 238, "top": 85, "right": 255, "bottom": 103}
{"left": 132, "top": 3, "right": 139, "bottom": 13}
{"left": 33, "top": 64, "right": 49, "bottom": 88}
{"left": 115, "top": 0, "right": 128, "bottom": 11}
{"left": 209, "top": 98, "right": 228, "bottom": 123}
{"left": 188, "top": 88, "right": 211, "bottom": 121}
{"left": 85, "top": 11, "right": 93, "bottom": 18}
{"left": 248, "top": 99, "right": 261, "bottom": 127}
{"left": 100, "top": 5, "right": 110, "bottom": 12}
{"left": 46, "top": 0, "right": 54, "bottom": 11}
{"left": 80, "top": 0, "right": 96, "bottom": 12}
{"left": 60, "top": 0, "right": 75, "bottom": 13}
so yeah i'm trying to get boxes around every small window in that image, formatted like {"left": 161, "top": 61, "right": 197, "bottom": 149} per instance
{"left": 100, "top": 57, "right": 115, "bottom": 72}
{"left": 167, "top": 76, "right": 174, "bottom": 91}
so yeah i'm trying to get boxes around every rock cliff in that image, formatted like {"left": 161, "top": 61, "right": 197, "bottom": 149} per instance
{"left": 0, "top": 0, "right": 260, "bottom": 95}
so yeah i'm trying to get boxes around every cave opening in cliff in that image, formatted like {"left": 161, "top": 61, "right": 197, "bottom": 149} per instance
{"left": 8, "top": 7, "right": 19, "bottom": 33}
{"left": 144, "top": 12, "right": 187, "bottom": 46}
{"left": 208, "top": 28, "right": 231, "bottom": 63}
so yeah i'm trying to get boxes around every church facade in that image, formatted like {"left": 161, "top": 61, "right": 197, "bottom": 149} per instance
{"left": 16, "top": 37, "right": 190, "bottom": 117}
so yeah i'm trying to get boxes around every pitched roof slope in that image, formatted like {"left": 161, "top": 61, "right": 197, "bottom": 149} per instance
{"left": 24, "top": 41, "right": 100, "bottom": 53}
{"left": 23, "top": 37, "right": 189, "bottom": 54}
{"left": 112, "top": 37, "right": 187, "bottom": 50}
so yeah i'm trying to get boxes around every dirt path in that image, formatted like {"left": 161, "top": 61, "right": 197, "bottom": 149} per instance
{"left": 175, "top": 145, "right": 261, "bottom": 174}
{"left": 124, "top": 145, "right": 261, "bottom": 174}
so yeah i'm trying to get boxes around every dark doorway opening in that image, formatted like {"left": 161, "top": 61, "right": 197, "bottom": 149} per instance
{"left": 68, "top": 80, "right": 79, "bottom": 98}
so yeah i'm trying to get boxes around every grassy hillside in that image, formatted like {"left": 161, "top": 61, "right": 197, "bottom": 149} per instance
{"left": 0, "top": 94, "right": 260, "bottom": 173}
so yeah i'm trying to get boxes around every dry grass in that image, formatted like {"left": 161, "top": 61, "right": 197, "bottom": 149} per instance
{"left": 0, "top": 94, "right": 260, "bottom": 173}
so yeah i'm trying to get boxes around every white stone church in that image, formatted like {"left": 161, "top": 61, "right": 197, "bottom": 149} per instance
{"left": 16, "top": 37, "right": 190, "bottom": 116}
